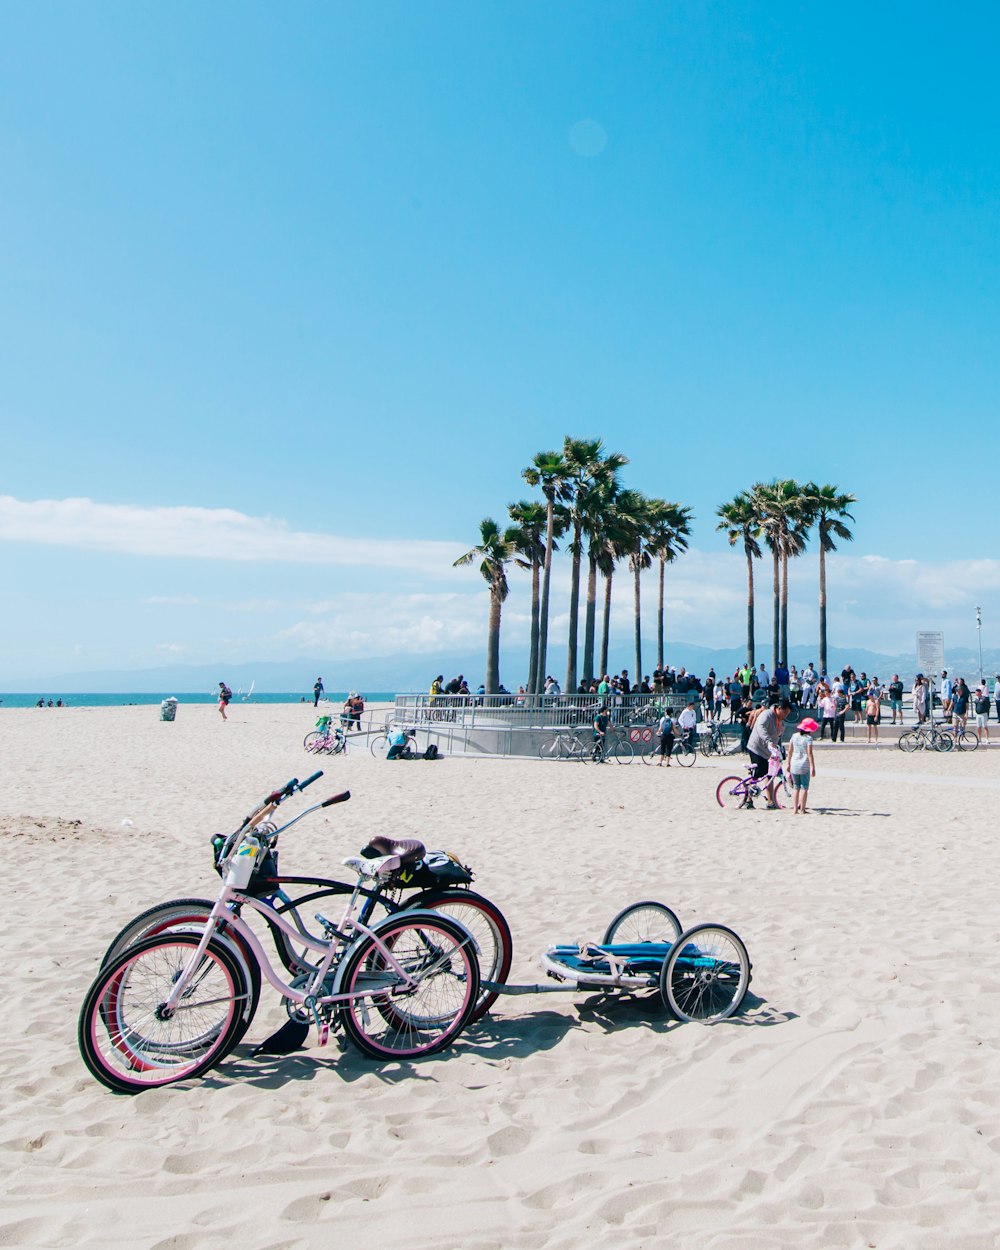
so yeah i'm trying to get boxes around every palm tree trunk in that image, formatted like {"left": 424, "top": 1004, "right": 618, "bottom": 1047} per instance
{"left": 535, "top": 498, "right": 555, "bottom": 693}
{"left": 633, "top": 553, "right": 642, "bottom": 680}
{"left": 486, "top": 591, "right": 502, "bottom": 695}
{"left": 779, "top": 544, "right": 789, "bottom": 666}
{"left": 564, "top": 520, "right": 582, "bottom": 693}
{"left": 600, "top": 571, "right": 613, "bottom": 677}
{"left": 745, "top": 545, "right": 755, "bottom": 667}
{"left": 527, "top": 558, "right": 540, "bottom": 697}
{"left": 818, "top": 532, "right": 828, "bottom": 677}
{"left": 582, "top": 553, "right": 597, "bottom": 685}
{"left": 771, "top": 548, "right": 780, "bottom": 672}
{"left": 657, "top": 557, "right": 665, "bottom": 668}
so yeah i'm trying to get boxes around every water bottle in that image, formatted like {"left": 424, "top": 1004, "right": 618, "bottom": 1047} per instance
{"left": 225, "top": 834, "right": 260, "bottom": 888}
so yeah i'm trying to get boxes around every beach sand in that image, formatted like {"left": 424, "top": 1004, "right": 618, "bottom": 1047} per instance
{"left": 3, "top": 702, "right": 1000, "bottom": 1249}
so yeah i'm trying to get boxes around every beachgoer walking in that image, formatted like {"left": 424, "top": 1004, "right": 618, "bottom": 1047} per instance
{"left": 218, "top": 682, "right": 232, "bottom": 721}
{"left": 313, "top": 677, "right": 324, "bottom": 707}
{"left": 952, "top": 678, "right": 970, "bottom": 731}
{"left": 745, "top": 699, "right": 792, "bottom": 809}
{"left": 349, "top": 692, "right": 364, "bottom": 730}
{"left": 786, "top": 717, "right": 818, "bottom": 814}
{"left": 593, "top": 705, "right": 610, "bottom": 761}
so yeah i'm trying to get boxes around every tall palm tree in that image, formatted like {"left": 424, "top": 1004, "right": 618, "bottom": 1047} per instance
{"left": 624, "top": 491, "right": 653, "bottom": 681}
{"left": 561, "top": 437, "right": 628, "bottom": 693}
{"left": 522, "top": 450, "right": 570, "bottom": 693}
{"left": 507, "top": 500, "right": 550, "bottom": 699}
{"left": 646, "top": 500, "right": 693, "bottom": 669}
{"left": 716, "top": 491, "right": 763, "bottom": 668}
{"left": 756, "top": 479, "right": 807, "bottom": 669}
{"left": 580, "top": 477, "right": 618, "bottom": 686}
{"left": 453, "top": 518, "right": 517, "bottom": 695}
{"left": 597, "top": 495, "right": 639, "bottom": 680}
{"left": 802, "top": 483, "right": 856, "bottom": 677}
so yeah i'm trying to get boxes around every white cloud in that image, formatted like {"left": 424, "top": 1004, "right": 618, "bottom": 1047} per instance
{"left": 0, "top": 496, "right": 465, "bottom": 572}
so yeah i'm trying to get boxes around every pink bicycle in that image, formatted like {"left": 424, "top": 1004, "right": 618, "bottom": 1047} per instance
{"left": 78, "top": 780, "right": 481, "bottom": 1093}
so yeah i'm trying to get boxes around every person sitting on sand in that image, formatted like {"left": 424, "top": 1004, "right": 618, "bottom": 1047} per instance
{"left": 786, "top": 717, "right": 818, "bottom": 814}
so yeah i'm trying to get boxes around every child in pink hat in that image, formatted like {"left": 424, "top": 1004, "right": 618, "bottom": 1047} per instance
{"left": 786, "top": 719, "right": 818, "bottom": 814}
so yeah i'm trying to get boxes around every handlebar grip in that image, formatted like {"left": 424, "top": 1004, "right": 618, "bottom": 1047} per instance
{"left": 321, "top": 790, "right": 351, "bottom": 808}
{"left": 264, "top": 779, "right": 298, "bottom": 804}
{"left": 299, "top": 771, "right": 323, "bottom": 791}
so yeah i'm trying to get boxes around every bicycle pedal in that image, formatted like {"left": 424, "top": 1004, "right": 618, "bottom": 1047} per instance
{"left": 317, "top": 1020, "right": 330, "bottom": 1047}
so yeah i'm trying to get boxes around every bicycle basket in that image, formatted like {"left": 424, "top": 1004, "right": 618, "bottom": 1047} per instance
{"left": 245, "top": 846, "right": 281, "bottom": 896}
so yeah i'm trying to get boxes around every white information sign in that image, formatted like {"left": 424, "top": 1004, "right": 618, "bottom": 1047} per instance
{"left": 916, "top": 631, "right": 944, "bottom": 675}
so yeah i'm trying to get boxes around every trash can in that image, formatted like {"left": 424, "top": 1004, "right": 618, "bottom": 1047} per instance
{"left": 160, "top": 697, "right": 179, "bottom": 722}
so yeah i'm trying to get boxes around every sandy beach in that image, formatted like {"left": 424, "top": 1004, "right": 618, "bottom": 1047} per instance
{"left": 3, "top": 701, "right": 1000, "bottom": 1249}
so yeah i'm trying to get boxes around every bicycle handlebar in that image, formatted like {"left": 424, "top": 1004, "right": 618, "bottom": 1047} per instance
{"left": 322, "top": 790, "right": 351, "bottom": 807}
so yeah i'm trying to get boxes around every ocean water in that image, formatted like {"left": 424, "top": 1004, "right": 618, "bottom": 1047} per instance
{"left": 0, "top": 692, "right": 397, "bottom": 709}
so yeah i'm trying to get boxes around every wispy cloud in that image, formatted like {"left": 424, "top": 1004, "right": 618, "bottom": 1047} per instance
{"left": 0, "top": 496, "right": 465, "bottom": 571}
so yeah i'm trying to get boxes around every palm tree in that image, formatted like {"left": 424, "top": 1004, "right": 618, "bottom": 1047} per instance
{"left": 756, "top": 480, "right": 807, "bottom": 669}
{"left": 716, "top": 491, "right": 763, "bottom": 668}
{"left": 624, "top": 491, "right": 653, "bottom": 681}
{"left": 580, "top": 477, "right": 618, "bottom": 686}
{"left": 507, "top": 500, "right": 550, "bottom": 699}
{"left": 522, "top": 450, "right": 570, "bottom": 693}
{"left": 453, "top": 518, "right": 517, "bottom": 695}
{"left": 647, "top": 500, "right": 693, "bottom": 669}
{"left": 802, "top": 483, "right": 856, "bottom": 677}
{"left": 561, "top": 437, "right": 628, "bottom": 693}
{"left": 597, "top": 495, "right": 639, "bottom": 680}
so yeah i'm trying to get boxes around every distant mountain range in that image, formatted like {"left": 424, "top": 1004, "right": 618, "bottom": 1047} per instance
{"left": 5, "top": 642, "right": 998, "bottom": 694}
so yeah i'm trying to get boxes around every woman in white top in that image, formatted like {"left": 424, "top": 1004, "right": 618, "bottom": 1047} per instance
{"left": 786, "top": 717, "right": 818, "bottom": 814}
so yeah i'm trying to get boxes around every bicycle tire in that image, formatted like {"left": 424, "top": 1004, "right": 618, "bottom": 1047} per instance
{"left": 303, "top": 731, "right": 326, "bottom": 753}
{"left": 898, "top": 730, "right": 919, "bottom": 753}
{"left": 406, "top": 889, "right": 513, "bottom": 1023}
{"left": 537, "top": 736, "right": 562, "bottom": 761}
{"left": 603, "top": 901, "right": 682, "bottom": 946}
{"left": 334, "top": 912, "right": 480, "bottom": 1060}
{"left": 79, "top": 933, "right": 248, "bottom": 1093}
{"left": 957, "top": 730, "right": 979, "bottom": 752}
{"left": 716, "top": 776, "right": 748, "bottom": 809}
{"left": 933, "top": 732, "right": 954, "bottom": 753}
{"left": 673, "top": 742, "right": 697, "bottom": 768}
{"left": 610, "top": 738, "right": 635, "bottom": 764}
{"left": 371, "top": 734, "right": 388, "bottom": 758}
{"left": 659, "top": 924, "right": 751, "bottom": 1023}
{"left": 98, "top": 897, "right": 261, "bottom": 1044}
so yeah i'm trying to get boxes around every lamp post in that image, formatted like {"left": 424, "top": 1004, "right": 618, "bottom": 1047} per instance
{"left": 976, "top": 606, "right": 983, "bottom": 684}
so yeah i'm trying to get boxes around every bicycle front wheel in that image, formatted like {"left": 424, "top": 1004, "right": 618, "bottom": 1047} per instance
{"left": 371, "top": 734, "right": 388, "bottom": 758}
{"left": 303, "top": 731, "right": 326, "bottom": 753}
{"left": 934, "top": 732, "right": 955, "bottom": 753}
{"left": 336, "top": 913, "right": 480, "bottom": 1060}
{"left": 79, "top": 933, "right": 249, "bottom": 1093}
{"left": 673, "top": 742, "right": 697, "bottom": 767}
{"left": 716, "top": 776, "right": 748, "bottom": 809}
{"left": 958, "top": 730, "right": 979, "bottom": 752}
{"left": 406, "top": 889, "right": 513, "bottom": 1022}
{"left": 898, "top": 730, "right": 919, "bottom": 753}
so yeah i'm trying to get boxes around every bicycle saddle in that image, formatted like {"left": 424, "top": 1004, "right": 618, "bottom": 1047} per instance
{"left": 361, "top": 835, "right": 426, "bottom": 865}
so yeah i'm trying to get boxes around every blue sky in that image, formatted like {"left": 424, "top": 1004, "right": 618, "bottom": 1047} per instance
{"left": 2, "top": 2, "right": 999, "bottom": 680}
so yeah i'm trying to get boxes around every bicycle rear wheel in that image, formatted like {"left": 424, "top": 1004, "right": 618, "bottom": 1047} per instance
{"left": 406, "top": 889, "right": 513, "bottom": 1023}
{"left": 659, "top": 924, "right": 750, "bottom": 1022}
{"left": 603, "top": 901, "right": 682, "bottom": 945}
{"left": 958, "top": 730, "right": 979, "bottom": 751}
{"left": 335, "top": 913, "right": 480, "bottom": 1060}
{"left": 371, "top": 734, "right": 388, "bottom": 758}
{"left": 610, "top": 739, "right": 635, "bottom": 764}
{"left": 716, "top": 776, "right": 749, "bottom": 809}
{"left": 303, "top": 731, "right": 327, "bottom": 753}
{"left": 79, "top": 933, "right": 248, "bottom": 1093}
{"left": 898, "top": 730, "right": 919, "bottom": 753}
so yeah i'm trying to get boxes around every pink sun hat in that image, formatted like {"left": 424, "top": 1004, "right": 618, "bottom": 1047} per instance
{"left": 797, "top": 717, "right": 819, "bottom": 733}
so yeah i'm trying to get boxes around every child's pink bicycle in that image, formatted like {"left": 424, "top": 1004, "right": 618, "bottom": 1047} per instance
{"left": 78, "top": 778, "right": 481, "bottom": 1093}
{"left": 715, "top": 747, "right": 792, "bottom": 810}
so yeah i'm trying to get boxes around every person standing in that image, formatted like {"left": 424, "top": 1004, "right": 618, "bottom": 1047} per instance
{"left": 592, "top": 704, "right": 610, "bottom": 761}
{"left": 677, "top": 701, "right": 698, "bottom": 754}
{"left": 913, "top": 674, "right": 928, "bottom": 724}
{"left": 656, "top": 708, "right": 674, "bottom": 766}
{"left": 952, "top": 678, "right": 970, "bottom": 732}
{"left": 940, "top": 671, "right": 953, "bottom": 721}
{"left": 818, "top": 687, "right": 837, "bottom": 741}
{"left": 313, "top": 677, "right": 324, "bottom": 707}
{"left": 786, "top": 717, "right": 818, "bottom": 814}
{"left": 218, "top": 681, "right": 232, "bottom": 721}
{"left": 745, "top": 699, "right": 792, "bottom": 808}
{"left": 865, "top": 690, "right": 881, "bottom": 746}
{"left": 888, "top": 675, "right": 905, "bottom": 725}
{"left": 833, "top": 684, "right": 849, "bottom": 743}
{"left": 974, "top": 683, "right": 992, "bottom": 745}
